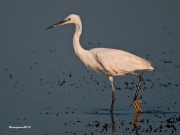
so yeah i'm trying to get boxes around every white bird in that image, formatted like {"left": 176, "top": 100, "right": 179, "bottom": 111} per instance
{"left": 46, "top": 14, "right": 154, "bottom": 113}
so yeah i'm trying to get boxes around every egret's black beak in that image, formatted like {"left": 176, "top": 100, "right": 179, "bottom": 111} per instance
{"left": 46, "top": 19, "right": 68, "bottom": 30}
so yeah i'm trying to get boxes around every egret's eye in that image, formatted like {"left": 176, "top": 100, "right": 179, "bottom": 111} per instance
{"left": 67, "top": 18, "right": 71, "bottom": 21}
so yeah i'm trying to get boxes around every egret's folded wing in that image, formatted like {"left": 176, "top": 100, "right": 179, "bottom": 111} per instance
{"left": 94, "top": 49, "right": 152, "bottom": 73}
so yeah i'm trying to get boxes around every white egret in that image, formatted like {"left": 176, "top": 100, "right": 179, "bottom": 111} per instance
{"left": 46, "top": 14, "right": 154, "bottom": 113}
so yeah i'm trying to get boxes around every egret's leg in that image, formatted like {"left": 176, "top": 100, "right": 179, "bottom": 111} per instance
{"left": 131, "top": 73, "right": 144, "bottom": 113}
{"left": 109, "top": 76, "right": 116, "bottom": 114}
{"left": 134, "top": 74, "right": 143, "bottom": 100}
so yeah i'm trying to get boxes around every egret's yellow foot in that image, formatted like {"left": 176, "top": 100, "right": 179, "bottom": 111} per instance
{"left": 133, "top": 100, "right": 144, "bottom": 113}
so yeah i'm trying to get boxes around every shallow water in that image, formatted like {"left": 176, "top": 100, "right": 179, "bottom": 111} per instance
{"left": 0, "top": 1, "right": 180, "bottom": 135}
{"left": 0, "top": 45, "right": 180, "bottom": 134}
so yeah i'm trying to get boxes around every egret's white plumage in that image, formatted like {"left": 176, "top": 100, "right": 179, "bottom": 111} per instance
{"left": 46, "top": 14, "right": 154, "bottom": 113}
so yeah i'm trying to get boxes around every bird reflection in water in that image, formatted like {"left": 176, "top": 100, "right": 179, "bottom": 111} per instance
{"left": 110, "top": 112, "right": 116, "bottom": 135}
{"left": 133, "top": 113, "right": 142, "bottom": 135}
{"left": 110, "top": 102, "right": 142, "bottom": 135}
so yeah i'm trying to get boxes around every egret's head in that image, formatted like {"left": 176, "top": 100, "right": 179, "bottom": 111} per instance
{"left": 46, "top": 14, "right": 80, "bottom": 30}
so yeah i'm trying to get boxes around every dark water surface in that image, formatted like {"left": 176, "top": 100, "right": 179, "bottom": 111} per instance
{"left": 0, "top": 1, "right": 180, "bottom": 135}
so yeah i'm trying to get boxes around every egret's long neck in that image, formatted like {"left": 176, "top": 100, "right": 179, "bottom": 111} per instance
{"left": 73, "top": 20, "right": 84, "bottom": 53}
